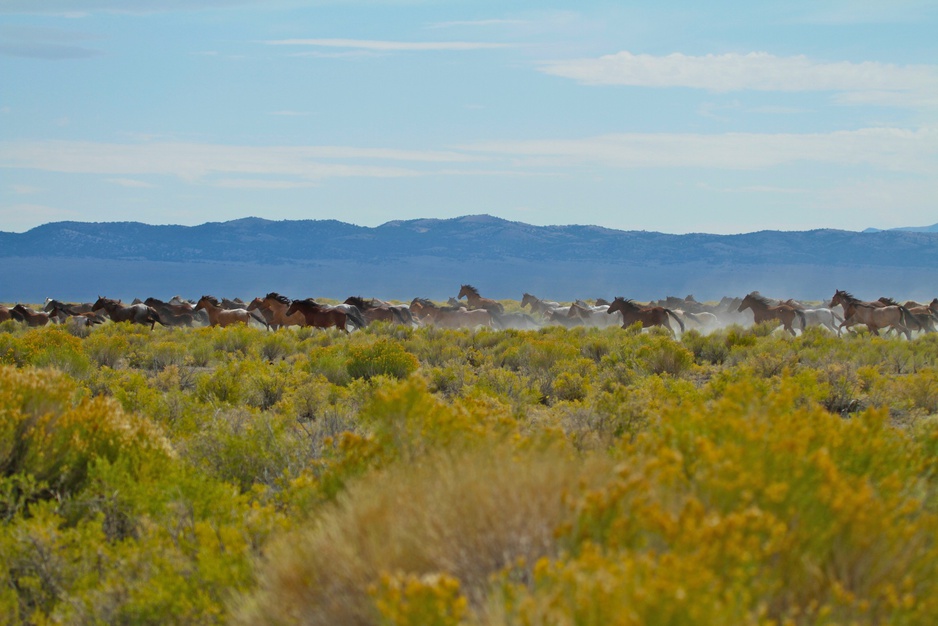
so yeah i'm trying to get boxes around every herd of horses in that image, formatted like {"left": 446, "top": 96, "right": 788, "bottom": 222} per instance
{"left": 2, "top": 285, "right": 937, "bottom": 339}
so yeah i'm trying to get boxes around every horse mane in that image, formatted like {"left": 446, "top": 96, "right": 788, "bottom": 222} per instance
{"left": 613, "top": 297, "right": 642, "bottom": 312}
{"left": 346, "top": 296, "right": 366, "bottom": 308}
{"left": 201, "top": 295, "right": 221, "bottom": 307}
{"left": 411, "top": 297, "right": 438, "bottom": 309}
{"left": 878, "top": 296, "right": 899, "bottom": 306}
{"left": 265, "top": 292, "right": 291, "bottom": 305}
{"left": 836, "top": 290, "right": 859, "bottom": 303}
{"left": 461, "top": 284, "right": 480, "bottom": 297}
{"left": 745, "top": 292, "right": 774, "bottom": 308}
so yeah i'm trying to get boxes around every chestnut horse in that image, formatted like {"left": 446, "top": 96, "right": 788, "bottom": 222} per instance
{"left": 344, "top": 296, "right": 415, "bottom": 326}
{"left": 247, "top": 293, "right": 306, "bottom": 330}
{"left": 285, "top": 298, "right": 366, "bottom": 333}
{"left": 737, "top": 293, "right": 806, "bottom": 337}
{"left": 458, "top": 285, "right": 504, "bottom": 314}
{"left": 607, "top": 297, "right": 685, "bottom": 336}
{"left": 830, "top": 290, "right": 912, "bottom": 339}
{"left": 410, "top": 298, "right": 493, "bottom": 329}
{"left": 196, "top": 295, "right": 269, "bottom": 328}
{"left": 92, "top": 297, "right": 164, "bottom": 330}
{"left": 11, "top": 304, "right": 52, "bottom": 327}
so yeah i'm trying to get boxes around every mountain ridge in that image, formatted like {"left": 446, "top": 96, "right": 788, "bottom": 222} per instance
{"left": 2, "top": 215, "right": 937, "bottom": 302}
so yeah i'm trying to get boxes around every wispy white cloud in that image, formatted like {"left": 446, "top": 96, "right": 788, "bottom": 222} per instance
{"left": 0, "top": 141, "right": 478, "bottom": 182}
{"left": 211, "top": 178, "right": 318, "bottom": 189}
{"left": 427, "top": 19, "right": 528, "bottom": 29}
{"left": 264, "top": 38, "right": 514, "bottom": 51}
{"left": 11, "top": 184, "right": 41, "bottom": 194}
{"left": 462, "top": 127, "right": 938, "bottom": 174}
{"left": 106, "top": 177, "right": 155, "bottom": 188}
{"left": 541, "top": 51, "right": 938, "bottom": 108}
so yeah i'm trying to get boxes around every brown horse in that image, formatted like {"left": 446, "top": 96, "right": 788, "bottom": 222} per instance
{"left": 737, "top": 293, "right": 806, "bottom": 337}
{"left": 11, "top": 304, "right": 52, "bottom": 327}
{"left": 829, "top": 290, "right": 912, "bottom": 339}
{"left": 195, "top": 295, "right": 268, "bottom": 328}
{"left": 285, "top": 298, "right": 365, "bottom": 333}
{"left": 0, "top": 305, "right": 11, "bottom": 323}
{"left": 607, "top": 297, "right": 685, "bottom": 336}
{"left": 878, "top": 297, "right": 937, "bottom": 334}
{"left": 248, "top": 293, "right": 306, "bottom": 330}
{"left": 344, "top": 296, "right": 415, "bottom": 326}
{"left": 46, "top": 301, "right": 106, "bottom": 326}
{"left": 458, "top": 285, "right": 504, "bottom": 314}
{"left": 410, "top": 298, "right": 493, "bottom": 329}
{"left": 93, "top": 297, "right": 164, "bottom": 329}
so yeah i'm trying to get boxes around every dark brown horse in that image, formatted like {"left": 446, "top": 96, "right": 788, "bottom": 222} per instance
{"left": 737, "top": 293, "right": 806, "bottom": 336}
{"left": 607, "top": 298, "right": 685, "bottom": 336}
{"left": 93, "top": 297, "right": 164, "bottom": 329}
{"left": 344, "top": 296, "right": 414, "bottom": 326}
{"left": 285, "top": 298, "right": 365, "bottom": 333}
{"left": 829, "top": 290, "right": 912, "bottom": 339}
{"left": 46, "top": 301, "right": 106, "bottom": 326}
{"left": 458, "top": 285, "right": 504, "bottom": 314}
{"left": 11, "top": 304, "right": 52, "bottom": 327}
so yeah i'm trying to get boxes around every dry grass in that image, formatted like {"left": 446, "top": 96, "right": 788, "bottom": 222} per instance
{"left": 232, "top": 446, "right": 611, "bottom": 625}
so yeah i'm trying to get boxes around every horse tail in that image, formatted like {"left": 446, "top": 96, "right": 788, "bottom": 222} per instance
{"left": 346, "top": 305, "right": 367, "bottom": 330}
{"left": 795, "top": 309, "right": 806, "bottom": 330}
{"left": 249, "top": 309, "right": 270, "bottom": 330}
{"left": 666, "top": 308, "right": 685, "bottom": 333}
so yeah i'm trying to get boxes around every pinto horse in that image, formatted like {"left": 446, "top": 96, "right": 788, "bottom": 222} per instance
{"left": 92, "top": 297, "right": 164, "bottom": 329}
{"left": 285, "top": 298, "right": 365, "bottom": 333}
{"left": 458, "top": 285, "right": 504, "bottom": 314}
{"left": 196, "top": 295, "right": 268, "bottom": 328}
{"left": 607, "top": 297, "right": 685, "bottom": 336}
{"left": 830, "top": 290, "right": 912, "bottom": 339}
{"left": 247, "top": 293, "right": 306, "bottom": 330}
{"left": 736, "top": 293, "right": 806, "bottom": 337}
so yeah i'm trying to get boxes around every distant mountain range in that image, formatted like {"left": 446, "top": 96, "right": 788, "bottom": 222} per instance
{"left": 2, "top": 215, "right": 937, "bottom": 303}
{"left": 863, "top": 223, "right": 938, "bottom": 234}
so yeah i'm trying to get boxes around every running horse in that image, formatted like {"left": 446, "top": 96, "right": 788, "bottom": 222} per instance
{"left": 195, "top": 295, "right": 268, "bottom": 328}
{"left": 736, "top": 292, "right": 806, "bottom": 336}
{"left": 607, "top": 297, "right": 685, "bottom": 336}
{"left": 830, "top": 290, "right": 913, "bottom": 339}
{"left": 92, "top": 297, "right": 164, "bottom": 329}
{"left": 344, "top": 296, "right": 414, "bottom": 326}
{"left": 10, "top": 304, "right": 52, "bottom": 327}
{"left": 247, "top": 293, "right": 306, "bottom": 330}
{"left": 285, "top": 298, "right": 366, "bottom": 333}
{"left": 458, "top": 285, "right": 504, "bottom": 314}
{"left": 410, "top": 298, "right": 493, "bottom": 329}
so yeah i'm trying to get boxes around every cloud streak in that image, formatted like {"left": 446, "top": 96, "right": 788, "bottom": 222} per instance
{"left": 541, "top": 51, "right": 938, "bottom": 107}
{"left": 461, "top": 127, "right": 938, "bottom": 174}
{"left": 0, "top": 141, "right": 478, "bottom": 182}
{"left": 264, "top": 38, "right": 513, "bottom": 51}
{"left": 1, "top": 129, "right": 935, "bottom": 186}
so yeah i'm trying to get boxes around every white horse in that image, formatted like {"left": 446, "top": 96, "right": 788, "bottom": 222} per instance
{"left": 800, "top": 307, "right": 845, "bottom": 335}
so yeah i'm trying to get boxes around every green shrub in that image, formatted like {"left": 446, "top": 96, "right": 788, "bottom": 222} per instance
{"left": 347, "top": 339, "right": 419, "bottom": 381}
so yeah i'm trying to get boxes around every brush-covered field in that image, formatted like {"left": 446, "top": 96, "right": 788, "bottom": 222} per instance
{"left": 2, "top": 317, "right": 938, "bottom": 625}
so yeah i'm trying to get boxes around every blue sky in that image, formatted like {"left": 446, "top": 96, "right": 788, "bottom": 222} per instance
{"left": 1, "top": 0, "right": 936, "bottom": 234}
